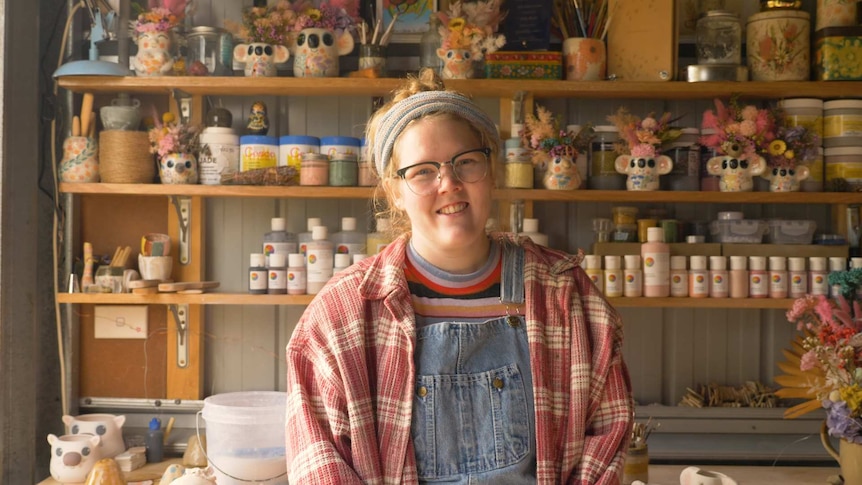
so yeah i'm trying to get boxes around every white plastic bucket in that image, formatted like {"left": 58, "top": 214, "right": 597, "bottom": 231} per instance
{"left": 200, "top": 391, "right": 288, "bottom": 485}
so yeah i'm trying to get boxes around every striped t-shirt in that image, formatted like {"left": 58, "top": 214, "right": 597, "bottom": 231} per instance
{"left": 405, "top": 240, "right": 522, "bottom": 327}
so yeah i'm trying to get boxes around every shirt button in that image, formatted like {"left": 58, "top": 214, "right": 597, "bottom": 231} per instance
{"left": 507, "top": 316, "right": 520, "bottom": 328}
{"left": 417, "top": 386, "right": 428, "bottom": 397}
{"left": 493, "top": 377, "right": 504, "bottom": 389}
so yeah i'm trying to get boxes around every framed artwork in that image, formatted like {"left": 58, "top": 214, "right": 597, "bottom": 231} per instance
{"left": 376, "top": 0, "right": 439, "bottom": 44}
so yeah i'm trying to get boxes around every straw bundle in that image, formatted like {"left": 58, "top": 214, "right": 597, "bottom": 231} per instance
{"left": 99, "top": 130, "right": 155, "bottom": 183}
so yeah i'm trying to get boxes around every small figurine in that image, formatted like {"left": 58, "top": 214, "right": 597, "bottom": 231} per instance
{"left": 247, "top": 101, "right": 269, "bottom": 135}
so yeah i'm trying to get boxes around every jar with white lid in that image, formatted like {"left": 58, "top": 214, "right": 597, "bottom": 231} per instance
{"left": 199, "top": 127, "right": 239, "bottom": 185}
{"left": 504, "top": 127, "right": 533, "bottom": 189}
{"left": 825, "top": 146, "right": 862, "bottom": 189}
{"left": 696, "top": 11, "right": 742, "bottom": 65}
{"left": 589, "top": 125, "right": 624, "bottom": 190}
{"left": 778, "top": 98, "right": 824, "bottom": 137}
{"left": 824, "top": 100, "right": 862, "bottom": 147}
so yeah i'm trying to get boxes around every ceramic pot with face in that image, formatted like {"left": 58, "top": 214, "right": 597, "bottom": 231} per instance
{"left": 706, "top": 154, "right": 767, "bottom": 192}
{"left": 291, "top": 28, "right": 355, "bottom": 77}
{"left": 47, "top": 433, "right": 102, "bottom": 484}
{"left": 159, "top": 152, "right": 199, "bottom": 184}
{"left": 542, "top": 155, "right": 582, "bottom": 190}
{"left": 62, "top": 414, "right": 126, "bottom": 459}
{"left": 133, "top": 31, "right": 174, "bottom": 77}
{"left": 233, "top": 42, "right": 290, "bottom": 77}
{"left": 615, "top": 154, "right": 673, "bottom": 191}
{"left": 762, "top": 164, "right": 810, "bottom": 192}
{"left": 437, "top": 48, "right": 476, "bottom": 79}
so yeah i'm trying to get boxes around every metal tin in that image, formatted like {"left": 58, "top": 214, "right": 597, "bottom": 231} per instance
{"left": 815, "top": 26, "right": 862, "bottom": 81}
{"left": 746, "top": 10, "right": 810, "bottom": 81}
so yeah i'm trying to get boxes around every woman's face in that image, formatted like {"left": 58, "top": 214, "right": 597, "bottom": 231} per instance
{"left": 391, "top": 117, "right": 493, "bottom": 269}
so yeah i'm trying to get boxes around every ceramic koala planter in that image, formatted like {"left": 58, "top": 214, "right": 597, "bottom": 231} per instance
{"left": 615, "top": 154, "right": 673, "bottom": 191}
{"left": 233, "top": 42, "right": 290, "bottom": 77}
{"left": 706, "top": 154, "right": 767, "bottom": 192}
{"left": 291, "top": 28, "right": 354, "bottom": 77}
{"left": 762, "top": 165, "right": 810, "bottom": 192}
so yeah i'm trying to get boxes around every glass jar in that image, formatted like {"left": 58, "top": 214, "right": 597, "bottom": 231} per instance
{"left": 187, "top": 26, "right": 231, "bottom": 76}
{"left": 696, "top": 10, "right": 742, "bottom": 65}
{"left": 329, "top": 153, "right": 358, "bottom": 186}
{"left": 504, "top": 137, "right": 533, "bottom": 188}
{"left": 359, "top": 44, "right": 387, "bottom": 76}
{"left": 588, "top": 125, "right": 624, "bottom": 190}
{"left": 300, "top": 153, "right": 329, "bottom": 186}
{"left": 420, "top": 16, "right": 444, "bottom": 75}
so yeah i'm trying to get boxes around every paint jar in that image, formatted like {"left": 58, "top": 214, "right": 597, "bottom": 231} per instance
{"left": 320, "top": 136, "right": 361, "bottom": 160}
{"left": 300, "top": 152, "right": 329, "bottom": 186}
{"left": 589, "top": 125, "right": 624, "bottom": 190}
{"left": 240, "top": 135, "right": 278, "bottom": 172}
{"left": 358, "top": 44, "right": 387, "bottom": 76}
{"left": 329, "top": 153, "right": 358, "bottom": 186}
{"left": 823, "top": 100, "right": 862, "bottom": 148}
{"left": 279, "top": 135, "right": 320, "bottom": 177}
{"left": 637, "top": 219, "right": 659, "bottom": 243}
{"left": 622, "top": 445, "right": 649, "bottom": 485}
{"left": 779, "top": 98, "right": 824, "bottom": 137}
{"left": 613, "top": 206, "right": 638, "bottom": 226}
{"left": 825, "top": 147, "right": 862, "bottom": 190}
{"left": 504, "top": 136, "right": 534, "bottom": 188}
{"left": 358, "top": 138, "right": 378, "bottom": 186}
{"left": 198, "top": 127, "right": 239, "bottom": 185}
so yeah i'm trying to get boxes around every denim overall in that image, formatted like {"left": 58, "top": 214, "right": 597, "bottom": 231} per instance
{"left": 411, "top": 243, "right": 536, "bottom": 483}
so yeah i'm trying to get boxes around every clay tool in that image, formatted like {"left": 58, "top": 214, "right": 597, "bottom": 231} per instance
{"left": 80, "top": 93, "right": 94, "bottom": 138}
{"left": 81, "top": 242, "right": 95, "bottom": 288}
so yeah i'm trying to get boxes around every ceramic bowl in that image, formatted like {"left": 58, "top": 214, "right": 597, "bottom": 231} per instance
{"left": 100, "top": 98, "right": 141, "bottom": 131}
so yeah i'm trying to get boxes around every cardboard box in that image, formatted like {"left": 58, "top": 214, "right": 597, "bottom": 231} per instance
{"left": 484, "top": 51, "right": 563, "bottom": 80}
{"left": 814, "top": 26, "right": 862, "bottom": 81}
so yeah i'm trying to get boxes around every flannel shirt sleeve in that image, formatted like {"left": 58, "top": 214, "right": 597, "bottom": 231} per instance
{"left": 285, "top": 326, "right": 366, "bottom": 485}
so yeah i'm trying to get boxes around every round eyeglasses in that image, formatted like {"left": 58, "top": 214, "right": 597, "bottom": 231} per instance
{"left": 395, "top": 147, "right": 491, "bottom": 196}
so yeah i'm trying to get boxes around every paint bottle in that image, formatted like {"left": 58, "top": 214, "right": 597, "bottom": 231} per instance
{"left": 829, "top": 257, "right": 847, "bottom": 298}
{"left": 604, "top": 255, "right": 623, "bottom": 297}
{"left": 145, "top": 417, "right": 163, "bottom": 463}
{"left": 809, "top": 256, "right": 829, "bottom": 296}
{"left": 584, "top": 254, "right": 604, "bottom": 293}
{"left": 334, "top": 253, "right": 352, "bottom": 274}
{"left": 788, "top": 257, "right": 808, "bottom": 298}
{"left": 298, "top": 217, "right": 322, "bottom": 260}
{"left": 624, "top": 254, "right": 643, "bottom": 297}
{"left": 642, "top": 227, "right": 670, "bottom": 297}
{"left": 521, "top": 218, "right": 549, "bottom": 246}
{"left": 267, "top": 252, "right": 287, "bottom": 295}
{"left": 709, "top": 255, "right": 729, "bottom": 298}
{"left": 263, "top": 217, "right": 297, "bottom": 266}
{"left": 729, "top": 256, "right": 749, "bottom": 299}
{"left": 287, "top": 253, "right": 306, "bottom": 295}
{"left": 769, "top": 256, "right": 788, "bottom": 299}
{"left": 306, "top": 226, "right": 334, "bottom": 295}
{"left": 248, "top": 252, "right": 267, "bottom": 295}
{"left": 332, "top": 216, "right": 367, "bottom": 257}
{"left": 688, "top": 255, "right": 709, "bottom": 298}
{"left": 749, "top": 256, "right": 768, "bottom": 298}
{"left": 367, "top": 218, "right": 393, "bottom": 255}
{"left": 670, "top": 255, "right": 688, "bottom": 297}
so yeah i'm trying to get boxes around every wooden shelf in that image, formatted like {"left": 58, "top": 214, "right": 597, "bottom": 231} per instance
{"left": 57, "top": 292, "right": 791, "bottom": 309}
{"left": 56, "top": 76, "right": 862, "bottom": 100}
{"left": 59, "top": 183, "right": 862, "bottom": 204}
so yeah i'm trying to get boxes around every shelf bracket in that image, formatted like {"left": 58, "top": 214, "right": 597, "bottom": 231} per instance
{"left": 168, "top": 304, "right": 189, "bottom": 369}
{"left": 169, "top": 195, "right": 191, "bottom": 265}
{"left": 171, "top": 89, "right": 193, "bottom": 125}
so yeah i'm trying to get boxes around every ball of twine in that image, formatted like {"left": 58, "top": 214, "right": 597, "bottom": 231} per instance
{"left": 99, "top": 130, "right": 156, "bottom": 183}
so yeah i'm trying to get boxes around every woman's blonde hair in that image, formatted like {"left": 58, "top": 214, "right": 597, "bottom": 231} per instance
{"left": 365, "top": 68, "right": 502, "bottom": 238}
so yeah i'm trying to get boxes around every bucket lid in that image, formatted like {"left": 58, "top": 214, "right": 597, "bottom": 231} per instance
{"left": 201, "top": 391, "right": 287, "bottom": 425}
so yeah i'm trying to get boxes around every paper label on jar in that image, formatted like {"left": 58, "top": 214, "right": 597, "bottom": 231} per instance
{"left": 280, "top": 144, "right": 318, "bottom": 170}
{"left": 241, "top": 144, "right": 278, "bottom": 171}
{"left": 199, "top": 142, "right": 239, "bottom": 185}
{"left": 824, "top": 114, "right": 862, "bottom": 137}
{"left": 249, "top": 270, "right": 267, "bottom": 291}
{"left": 268, "top": 268, "right": 287, "bottom": 290}
{"left": 642, "top": 251, "right": 669, "bottom": 286}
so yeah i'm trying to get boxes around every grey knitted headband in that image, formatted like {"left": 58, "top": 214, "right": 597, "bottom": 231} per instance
{"left": 372, "top": 91, "right": 498, "bottom": 176}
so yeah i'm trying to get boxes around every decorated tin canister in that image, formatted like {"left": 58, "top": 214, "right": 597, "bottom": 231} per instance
{"left": 817, "top": 0, "right": 858, "bottom": 30}
{"left": 240, "top": 135, "right": 278, "bottom": 171}
{"left": 279, "top": 135, "right": 320, "bottom": 176}
{"left": 815, "top": 27, "right": 862, "bottom": 81}
{"left": 746, "top": 9, "right": 810, "bottom": 81}
{"left": 320, "top": 136, "right": 361, "bottom": 160}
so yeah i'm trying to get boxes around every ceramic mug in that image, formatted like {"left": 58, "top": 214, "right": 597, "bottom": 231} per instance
{"left": 563, "top": 37, "right": 606, "bottom": 81}
{"left": 47, "top": 433, "right": 102, "bottom": 484}
{"left": 62, "top": 413, "right": 126, "bottom": 459}
{"left": 138, "top": 254, "right": 173, "bottom": 281}
{"left": 680, "top": 466, "right": 726, "bottom": 485}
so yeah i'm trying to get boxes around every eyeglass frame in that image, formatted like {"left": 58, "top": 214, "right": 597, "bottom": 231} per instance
{"left": 394, "top": 147, "right": 492, "bottom": 195}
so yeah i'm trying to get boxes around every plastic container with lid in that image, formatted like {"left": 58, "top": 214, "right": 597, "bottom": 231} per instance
{"left": 320, "top": 136, "right": 361, "bottom": 159}
{"left": 778, "top": 98, "right": 824, "bottom": 137}
{"left": 300, "top": 152, "right": 329, "bottom": 186}
{"left": 329, "top": 153, "right": 358, "bottom": 186}
{"left": 696, "top": 10, "right": 742, "bottom": 65}
{"left": 199, "top": 126, "right": 239, "bottom": 185}
{"left": 717, "top": 211, "right": 744, "bottom": 221}
{"left": 589, "top": 125, "right": 624, "bottom": 190}
{"left": 240, "top": 135, "right": 278, "bottom": 172}
{"left": 709, "top": 219, "right": 768, "bottom": 243}
{"left": 612, "top": 206, "right": 638, "bottom": 225}
{"left": 504, "top": 134, "right": 533, "bottom": 189}
{"left": 279, "top": 135, "right": 320, "bottom": 175}
{"left": 662, "top": 127, "right": 701, "bottom": 191}
{"left": 765, "top": 219, "right": 817, "bottom": 244}
{"left": 823, "top": 100, "right": 862, "bottom": 147}
{"left": 186, "top": 26, "right": 232, "bottom": 75}
{"left": 825, "top": 146, "right": 862, "bottom": 189}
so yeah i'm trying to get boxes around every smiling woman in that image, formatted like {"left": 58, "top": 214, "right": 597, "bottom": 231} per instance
{"left": 284, "top": 68, "right": 634, "bottom": 484}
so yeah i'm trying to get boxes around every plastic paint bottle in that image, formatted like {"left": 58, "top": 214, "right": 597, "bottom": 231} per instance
{"left": 520, "top": 218, "right": 549, "bottom": 246}
{"left": 642, "top": 227, "right": 670, "bottom": 297}
{"left": 749, "top": 256, "right": 768, "bottom": 298}
{"left": 584, "top": 254, "right": 604, "bottom": 293}
{"left": 298, "top": 217, "right": 322, "bottom": 260}
{"left": 306, "top": 226, "right": 334, "bottom": 295}
{"left": 769, "top": 256, "right": 788, "bottom": 299}
{"left": 670, "top": 255, "right": 688, "bottom": 297}
{"left": 367, "top": 218, "right": 393, "bottom": 255}
{"left": 248, "top": 253, "right": 267, "bottom": 295}
{"left": 709, "top": 255, "right": 729, "bottom": 298}
{"left": 729, "top": 256, "right": 749, "bottom": 299}
{"left": 829, "top": 256, "right": 847, "bottom": 298}
{"left": 624, "top": 254, "right": 643, "bottom": 297}
{"left": 809, "top": 256, "right": 829, "bottom": 296}
{"left": 287, "top": 253, "right": 306, "bottom": 295}
{"left": 688, "top": 255, "right": 709, "bottom": 298}
{"left": 145, "top": 417, "right": 164, "bottom": 463}
{"left": 263, "top": 217, "right": 297, "bottom": 266}
{"left": 267, "top": 252, "right": 287, "bottom": 295}
{"left": 788, "top": 257, "right": 808, "bottom": 298}
{"left": 604, "top": 255, "right": 623, "bottom": 297}
{"left": 332, "top": 217, "right": 367, "bottom": 257}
